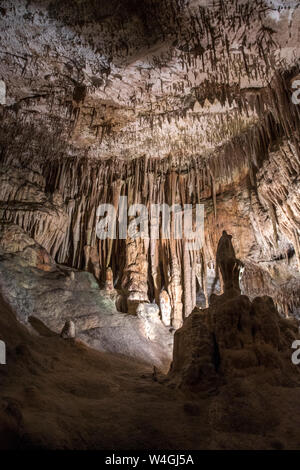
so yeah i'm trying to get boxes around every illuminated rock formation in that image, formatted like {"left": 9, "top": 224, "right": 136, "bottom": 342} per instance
{"left": 0, "top": 0, "right": 299, "bottom": 451}
{"left": 60, "top": 320, "right": 76, "bottom": 339}
{"left": 0, "top": 0, "right": 299, "bottom": 354}
{"left": 169, "top": 233, "right": 300, "bottom": 401}
{"left": 0, "top": 223, "right": 173, "bottom": 370}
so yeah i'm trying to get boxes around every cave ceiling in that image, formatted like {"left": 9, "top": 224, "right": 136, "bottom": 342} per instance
{"left": 0, "top": 0, "right": 299, "bottom": 162}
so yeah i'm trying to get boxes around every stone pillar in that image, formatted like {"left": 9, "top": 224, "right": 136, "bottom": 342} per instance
{"left": 159, "top": 289, "right": 172, "bottom": 326}
{"left": 121, "top": 237, "right": 149, "bottom": 314}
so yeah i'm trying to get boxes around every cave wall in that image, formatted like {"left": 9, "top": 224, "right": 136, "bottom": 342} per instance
{"left": 0, "top": 71, "right": 299, "bottom": 326}
{"left": 0, "top": 0, "right": 299, "bottom": 328}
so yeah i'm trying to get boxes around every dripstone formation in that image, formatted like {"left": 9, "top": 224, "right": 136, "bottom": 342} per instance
{"left": 0, "top": 0, "right": 299, "bottom": 328}
{"left": 0, "top": 0, "right": 299, "bottom": 451}
{"left": 170, "top": 232, "right": 300, "bottom": 404}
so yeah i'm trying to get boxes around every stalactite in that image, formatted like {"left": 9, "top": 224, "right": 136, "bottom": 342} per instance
{"left": 0, "top": 66, "right": 299, "bottom": 322}
{"left": 183, "top": 240, "right": 192, "bottom": 318}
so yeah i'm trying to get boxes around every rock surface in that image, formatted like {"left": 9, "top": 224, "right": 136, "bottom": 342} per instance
{"left": 60, "top": 320, "right": 76, "bottom": 339}
{"left": 168, "top": 232, "right": 300, "bottom": 437}
{"left": 0, "top": 223, "right": 173, "bottom": 370}
{"left": 159, "top": 289, "right": 172, "bottom": 327}
{"left": 0, "top": 0, "right": 299, "bottom": 451}
{"left": 0, "top": 0, "right": 299, "bottom": 160}
{"left": 1, "top": 276, "right": 300, "bottom": 449}
{"left": 0, "top": 1, "right": 299, "bottom": 324}
{"left": 170, "top": 293, "right": 300, "bottom": 390}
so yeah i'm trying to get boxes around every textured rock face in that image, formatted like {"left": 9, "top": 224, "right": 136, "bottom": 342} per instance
{"left": 159, "top": 290, "right": 172, "bottom": 327}
{"left": 0, "top": 222, "right": 55, "bottom": 270}
{"left": 169, "top": 232, "right": 300, "bottom": 436}
{"left": 60, "top": 320, "right": 76, "bottom": 339}
{"left": 0, "top": 1, "right": 300, "bottom": 451}
{"left": 170, "top": 232, "right": 300, "bottom": 386}
{"left": 0, "top": 0, "right": 299, "bottom": 160}
{"left": 169, "top": 254, "right": 300, "bottom": 438}
{"left": 0, "top": 223, "right": 173, "bottom": 370}
{"left": 169, "top": 233, "right": 300, "bottom": 447}
{"left": 0, "top": 167, "right": 68, "bottom": 257}
{"left": 1, "top": 138, "right": 299, "bottom": 325}
{"left": 121, "top": 237, "right": 149, "bottom": 314}
{"left": 2, "top": 292, "right": 300, "bottom": 451}
{"left": 170, "top": 293, "right": 299, "bottom": 389}
{"left": 0, "top": 0, "right": 299, "bottom": 327}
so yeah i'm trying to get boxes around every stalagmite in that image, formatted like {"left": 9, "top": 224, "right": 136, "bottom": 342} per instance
{"left": 1, "top": 0, "right": 300, "bottom": 451}
{"left": 0, "top": 0, "right": 299, "bottom": 330}
{"left": 159, "top": 289, "right": 172, "bottom": 327}
{"left": 183, "top": 242, "right": 193, "bottom": 318}
{"left": 61, "top": 320, "right": 76, "bottom": 339}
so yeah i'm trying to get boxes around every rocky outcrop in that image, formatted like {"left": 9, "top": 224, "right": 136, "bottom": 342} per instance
{"left": 169, "top": 232, "right": 300, "bottom": 437}
{"left": 0, "top": 167, "right": 69, "bottom": 258}
{"left": 1, "top": 281, "right": 300, "bottom": 450}
{"left": 0, "top": 127, "right": 299, "bottom": 324}
{"left": 0, "top": 223, "right": 173, "bottom": 370}
{"left": 170, "top": 293, "right": 300, "bottom": 389}
{"left": 60, "top": 320, "right": 76, "bottom": 339}
{"left": 170, "top": 232, "right": 300, "bottom": 387}
{"left": 121, "top": 237, "right": 149, "bottom": 314}
{"left": 0, "top": 1, "right": 299, "bottom": 324}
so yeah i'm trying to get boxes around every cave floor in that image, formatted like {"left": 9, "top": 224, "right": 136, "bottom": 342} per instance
{"left": 1, "top": 296, "right": 300, "bottom": 451}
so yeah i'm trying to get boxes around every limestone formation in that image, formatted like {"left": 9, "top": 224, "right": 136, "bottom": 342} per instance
{"left": 0, "top": 4, "right": 298, "bottom": 343}
{"left": 170, "top": 285, "right": 300, "bottom": 392}
{"left": 136, "top": 303, "right": 161, "bottom": 324}
{"left": 0, "top": 0, "right": 298, "bottom": 323}
{"left": 104, "top": 268, "right": 114, "bottom": 292}
{"left": 60, "top": 320, "right": 76, "bottom": 339}
{"left": 159, "top": 290, "right": 172, "bottom": 327}
{"left": 0, "top": 0, "right": 299, "bottom": 451}
{"left": 121, "top": 238, "right": 149, "bottom": 314}
{"left": 213, "top": 230, "right": 244, "bottom": 295}
{"left": 169, "top": 231, "right": 300, "bottom": 399}
{"left": 136, "top": 302, "right": 172, "bottom": 343}
{"left": 0, "top": 223, "right": 173, "bottom": 369}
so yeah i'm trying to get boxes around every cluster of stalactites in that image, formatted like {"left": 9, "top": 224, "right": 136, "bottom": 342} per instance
{"left": 0, "top": 70, "right": 299, "bottom": 326}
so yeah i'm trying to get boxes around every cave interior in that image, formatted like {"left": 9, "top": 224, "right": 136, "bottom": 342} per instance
{"left": 0, "top": 0, "right": 300, "bottom": 451}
